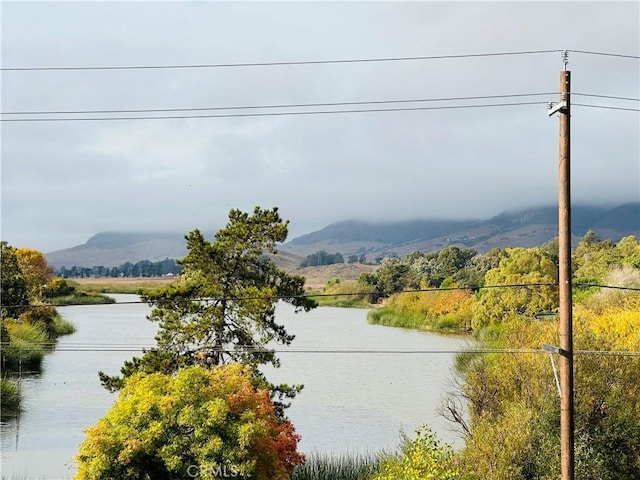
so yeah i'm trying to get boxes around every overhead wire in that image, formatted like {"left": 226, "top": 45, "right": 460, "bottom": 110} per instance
{"left": 0, "top": 49, "right": 565, "bottom": 72}
{"left": 0, "top": 92, "right": 559, "bottom": 116}
{"left": 572, "top": 93, "right": 640, "bottom": 102}
{"left": 2, "top": 282, "right": 638, "bottom": 311}
{"left": 569, "top": 49, "right": 640, "bottom": 60}
{"left": 2, "top": 92, "right": 637, "bottom": 117}
{"left": 2, "top": 343, "right": 638, "bottom": 357}
{"left": 0, "top": 101, "right": 552, "bottom": 122}
{"left": 573, "top": 103, "right": 640, "bottom": 112}
{"left": 1, "top": 49, "right": 638, "bottom": 72}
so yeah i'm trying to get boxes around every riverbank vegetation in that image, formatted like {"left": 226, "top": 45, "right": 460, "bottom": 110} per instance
{"left": 291, "top": 452, "right": 382, "bottom": 480}
{"left": 44, "top": 277, "right": 114, "bottom": 305}
{"left": 308, "top": 277, "right": 375, "bottom": 308}
{"left": 0, "top": 242, "right": 77, "bottom": 418}
{"left": 360, "top": 232, "right": 640, "bottom": 479}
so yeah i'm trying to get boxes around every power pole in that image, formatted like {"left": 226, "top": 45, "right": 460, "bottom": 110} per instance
{"left": 557, "top": 52, "right": 574, "bottom": 480}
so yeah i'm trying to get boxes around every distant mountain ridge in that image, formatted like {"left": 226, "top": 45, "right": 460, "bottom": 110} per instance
{"left": 45, "top": 203, "right": 639, "bottom": 269}
{"left": 47, "top": 232, "right": 190, "bottom": 269}
{"left": 288, "top": 219, "right": 475, "bottom": 246}
{"left": 281, "top": 203, "right": 639, "bottom": 259}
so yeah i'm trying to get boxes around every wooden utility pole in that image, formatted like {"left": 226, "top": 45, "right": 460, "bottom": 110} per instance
{"left": 558, "top": 56, "right": 574, "bottom": 480}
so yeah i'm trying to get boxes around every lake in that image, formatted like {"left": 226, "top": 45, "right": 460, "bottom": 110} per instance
{"left": 1, "top": 294, "right": 468, "bottom": 478}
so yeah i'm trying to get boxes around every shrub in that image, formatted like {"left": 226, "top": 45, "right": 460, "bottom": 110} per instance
{"left": 75, "top": 364, "right": 304, "bottom": 480}
{"left": 371, "top": 426, "right": 460, "bottom": 480}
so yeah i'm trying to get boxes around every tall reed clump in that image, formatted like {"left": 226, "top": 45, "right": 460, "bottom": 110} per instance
{"left": 0, "top": 377, "right": 22, "bottom": 419}
{"left": 52, "top": 314, "right": 76, "bottom": 335}
{"left": 291, "top": 452, "right": 383, "bottom": 480}
{"left": 2, "top": 320, "right": 49, "bottom": 369}
{"left": 368, "top": 289, "right": 473, "bottom": 333}
{"left": 367, "top": 308, "right": 425, "bottom": 330}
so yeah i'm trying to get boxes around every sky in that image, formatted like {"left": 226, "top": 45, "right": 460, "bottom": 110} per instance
{"left": 1, "top": 1, "right": 638, "bottom": 253}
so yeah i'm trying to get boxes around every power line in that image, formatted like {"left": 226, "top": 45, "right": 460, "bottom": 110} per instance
{"left": 573, "top": 103, "right": 640, "bottom": 112}
{"left": 572, "top": 93, "right": 640, "bottom": 102}
{"left": 3, "top": 49, "right": 637, "bottom": 74}
{"left": 570, "top": 49, "right": 640, "bottom": 60}
{"left": 2, "top": 343, "right": 638, "bottom": 357}
{"left": 3, "top": 92, "right": 636, "bottom": 117}
{"left": 0, "top": 101, "right": 551, "bottom": 122}
{"left": 0, "top": 92, "right": 558, "bottom": 116}
{"left": 0, "top": 49, "right": 564, "bottom": 72}
{"left": 2, "top": 49, "right": 637, "bottom": 72}
{"left": 3, "top": 282, "right": 638, "bottom": 311}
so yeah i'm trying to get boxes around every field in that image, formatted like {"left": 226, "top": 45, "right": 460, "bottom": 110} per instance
{"left": 70, "top": 276, "right": 176, "bottom": 294}
{"left": 70, "top": 263, "right": 377, "bottom": 294}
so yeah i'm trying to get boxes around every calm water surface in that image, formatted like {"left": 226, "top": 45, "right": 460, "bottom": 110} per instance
{"left": 1, "top": 294, "right": 468, "bottom": 478}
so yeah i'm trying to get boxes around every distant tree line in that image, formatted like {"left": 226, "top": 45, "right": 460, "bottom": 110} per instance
{"left": 57, "top": 258, "right": 183, "bottom": 278}
{"left": 299, "top": 250, "right": 344, "bottom": 267}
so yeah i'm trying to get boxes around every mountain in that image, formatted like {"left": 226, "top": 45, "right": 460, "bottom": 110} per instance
{"left": 282, "top": 203, "right": 640, "bottom": 259}
{"left": 45, "top": 203, "right": 639, "bottom": 269}
{"left": 46, "top": 232, "right": 189, "bottom": 269}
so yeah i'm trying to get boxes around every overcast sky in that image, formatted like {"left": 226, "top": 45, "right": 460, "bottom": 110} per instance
{"left": 1, "top": 1, "right": 638, "bottom": 253}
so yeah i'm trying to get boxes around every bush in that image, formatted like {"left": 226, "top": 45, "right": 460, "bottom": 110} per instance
{"left": 18, "top": 305, "right": 57, "bottom": 337}
{"left": 76, "top": 364, "right": 305, "bottom": 480}
{"left": 371, "top": 426, "right": 460, "bottom": 480}
{"left": 43, "top": 277, "right": 75, "bottom": 298}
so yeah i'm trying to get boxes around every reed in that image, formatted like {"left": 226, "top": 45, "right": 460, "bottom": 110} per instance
{"left": 0, "top": 377, "right": 22, "bottom": 419}
{"left": 47, "top": 292, "right": 115, "bottom": 305}
{"left": 2, "top": 321, "right": 48, "bottom": 369}
{"left": 292, "top": 451, "right": 383, "bottom": 480}
{"left": 52, "top": 315, "right": 76, "bottom": 335}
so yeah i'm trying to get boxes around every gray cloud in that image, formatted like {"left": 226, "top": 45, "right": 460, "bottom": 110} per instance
{"left": 1, "top": 1, "right": 638, "bottom": 252}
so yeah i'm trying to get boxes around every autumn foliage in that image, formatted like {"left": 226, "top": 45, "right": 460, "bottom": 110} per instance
{"left": 75, "top": 364, "right": 304, "bottom": 480}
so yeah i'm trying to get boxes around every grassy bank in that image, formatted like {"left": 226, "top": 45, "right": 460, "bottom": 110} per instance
{"left": 2, "top": 311, "right": 76, "bottom": 371}
{"left": 367, "top": 307, "right": 467, "bottom": 334}
{"left": 47, "top": 291, "right": 115, "bottom": 306}
{"left": 1, "top": 377, "right": 22, "bottom": 419}
{"left": 292, "top": 452, "right": 383, "bottom": 480}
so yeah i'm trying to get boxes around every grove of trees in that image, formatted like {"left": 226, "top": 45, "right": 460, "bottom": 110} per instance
{"left": 299, "top": 250, "right": 344, "bottom": 267}
{"left": 58, "top": 257, "right": 183, "bottom": 278}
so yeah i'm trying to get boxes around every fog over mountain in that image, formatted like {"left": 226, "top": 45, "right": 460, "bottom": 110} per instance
{"left": 45, "top": 203, "right": 640, "bottom": 269}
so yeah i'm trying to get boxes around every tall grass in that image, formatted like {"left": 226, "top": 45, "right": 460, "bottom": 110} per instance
{"left": 48, "top": 292, "right": 115, "bottom": 305}
{"left": 1, "top": 377, "right": 22, "bottom": 418}
{"left": 292, "top": 451, "right": 383, "bottom": 480}
{"left": 368, "top": 308, "right": 426, "bottom": 330}
{"left": 2, "top": 321, "right": 48, "bottom": 369}
{"left": 52, "top": 314, "right": 76, "bottom": 335}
